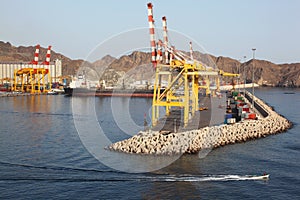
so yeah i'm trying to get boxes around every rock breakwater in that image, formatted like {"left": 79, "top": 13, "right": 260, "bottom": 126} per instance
{"left": 108, "top": 92, "right": 292, "bottom": 155}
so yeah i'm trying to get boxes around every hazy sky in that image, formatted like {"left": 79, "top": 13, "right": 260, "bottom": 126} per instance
{"left": 1, "top": 0, "right": 299, "bottom": 64}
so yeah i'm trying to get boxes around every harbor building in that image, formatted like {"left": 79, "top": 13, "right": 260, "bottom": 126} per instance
{"left": 0, "top": 59, "right": 62, "bottom": 82}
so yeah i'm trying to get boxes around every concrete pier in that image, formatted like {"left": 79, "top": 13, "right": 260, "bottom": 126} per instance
{"left": 152, "top": 96, "right": 214, "bottom": 133}
{"left": 108, "top": 91, "right": 292, "bottom": 155}
{"left": 0, "top": 92, "right": 32, "bottom": 97}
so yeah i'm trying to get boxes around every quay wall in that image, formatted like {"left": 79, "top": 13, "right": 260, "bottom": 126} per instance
{"left": 108, "top": 92, "right": 292, "bottom": 155}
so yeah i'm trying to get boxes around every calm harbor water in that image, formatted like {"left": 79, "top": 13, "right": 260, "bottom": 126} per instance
{"left": 0, "top": 88, "right": 299, "bottom": 199}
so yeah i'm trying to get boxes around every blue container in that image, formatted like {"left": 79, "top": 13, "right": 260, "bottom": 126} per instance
{"left": 225, "top": 113, "right": 233, "bottom": 119}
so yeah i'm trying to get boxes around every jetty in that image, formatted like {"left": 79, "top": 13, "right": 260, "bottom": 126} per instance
{"left": 108, "top": 91, "right": 291, "bottom": 155}
{"left": 0, "top": 92, "right": 32, "bottom": 97}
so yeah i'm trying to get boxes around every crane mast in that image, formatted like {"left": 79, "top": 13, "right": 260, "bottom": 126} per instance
{"left": 147, "top": 3, "right": 157, "bottom": 68}
{"left": 147, "top": 2, "right": 239, "bottom": 127}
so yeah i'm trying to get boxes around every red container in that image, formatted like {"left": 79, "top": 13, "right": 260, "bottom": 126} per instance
{"left": 237, "top": 103, "right": 245, "bottom": 108}
{"left": 243, "top": 107, "right": 250, "bottom": 112}
{"left": 248, "top": 113, "right": 256, "bottom": 119}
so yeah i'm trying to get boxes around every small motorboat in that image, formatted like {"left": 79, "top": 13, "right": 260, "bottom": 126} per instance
{"left": 47, "top": 89, "right": 58, "bottom": 95}
{"left": 243, "top": 173, "right": 270, "bottom": 180}
{"left": 260, "top": 174, "right": 270, "bottom": 180}
{"left": 283, "top": 92, "right": 295, "bottom": 94}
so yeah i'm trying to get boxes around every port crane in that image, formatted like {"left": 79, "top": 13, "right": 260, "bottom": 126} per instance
{"left": 13, "top": 45, "right": 52, "bottom": 94}
{"left": 147, "top": 3, "right": 239, "bottom": 127}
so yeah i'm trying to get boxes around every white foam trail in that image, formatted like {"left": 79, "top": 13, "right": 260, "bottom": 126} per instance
{"left": 142, "top": 174, "right": 269, "bottom": 182}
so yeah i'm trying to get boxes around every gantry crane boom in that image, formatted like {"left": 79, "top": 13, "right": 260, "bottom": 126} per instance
{"left": 147, "top": 2, "right": 239, "bottom": 127}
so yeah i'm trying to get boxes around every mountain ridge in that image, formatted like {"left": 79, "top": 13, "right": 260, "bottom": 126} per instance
{"left": 0, "top": 41, "right": 299, "bottom": 87}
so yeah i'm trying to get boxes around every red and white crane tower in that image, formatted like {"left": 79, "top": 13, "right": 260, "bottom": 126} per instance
{"left": 42, "top": 45, "right": 52, "bottom": 66}
{"left": 162, "top": 16, "right": 169, "bottom": 64}
{"left": 147, "top": 3, "right": 157, "bottom": 68}
{"left": 189, "top": 42, "right": 194, "bottom": 61}
{"left": 29, "top": 44, "right": 40, "bottom": 65}
{"left": 156, "top": 39, "right": 163, "bottom": 64}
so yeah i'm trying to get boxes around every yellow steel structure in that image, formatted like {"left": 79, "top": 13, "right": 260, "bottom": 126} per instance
{"left": 56, "top": 75, "right": 71, "bottom": 83}
{"left": 152, "top": 60, "right": 239, "bottom": 127}
{"left": 147, "top": 2, "right": 241, "bottom": 128}
{"left": 0, "top": 77, "right": 13, "bottom": 84}
{"left": 13, "top": 68, "right": 50, "bottom": 94}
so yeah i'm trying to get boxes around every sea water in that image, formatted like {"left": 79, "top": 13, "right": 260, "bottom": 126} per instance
{"left": 0, "top": 88, "right": 299, "bottom": 199}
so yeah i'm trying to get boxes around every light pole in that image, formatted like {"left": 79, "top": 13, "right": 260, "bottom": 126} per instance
{"left": 243, "top": 56, "right": 246, "bottom": 95}
{"left": 237, "top": 60, "right": 241, "bottom": 93}
{"left": 252, "top": 48, "right": 256, "bottom": 110}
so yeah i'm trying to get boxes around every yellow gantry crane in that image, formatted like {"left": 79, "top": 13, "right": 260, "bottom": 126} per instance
{"left": 152, "top": 60, "right": 239, "bottom": 127}
{"left": 147, "top": 2, "right": 239, "bottom": 127}
{"left": 13, "top": 68, "right": 50, "bottom": 94}
{"left": 11, "top": 44, "right": 53, "bottom": 94}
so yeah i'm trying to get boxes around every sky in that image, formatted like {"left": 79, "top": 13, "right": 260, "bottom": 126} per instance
{"left": 1, "top": 0, "right": 300, "bottom": 64}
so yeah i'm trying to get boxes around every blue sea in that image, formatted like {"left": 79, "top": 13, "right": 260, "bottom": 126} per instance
{"left": 0, "top": 87, "right": 299, "bottom": 199}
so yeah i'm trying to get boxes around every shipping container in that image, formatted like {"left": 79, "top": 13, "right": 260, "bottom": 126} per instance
{"left": 243, "top": 107, "right": 250, "bottom": 112}
{"left": 238, "top": 107, "right": 243, "bottom": 116}
{"left": 237, "top": 96, "right": 244, "bottom": 101}
{"left": 248, "top": 113, "right": 256, "bottom": 119}
{"left": 227, "top": 118, "right": 236, "bottom": 124}
{"left": 232, "top": 91, "right": 239, "bottom": 96}
{"left": 225, "top": 113, "right": 233, "bottom": 119}
{"left": 241, "top": 113, "right": 247, "bottom": 119}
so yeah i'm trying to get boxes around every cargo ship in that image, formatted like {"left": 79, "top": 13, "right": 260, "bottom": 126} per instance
{"left": 64, "top": 87, "right": 162, "bottom": 97}
{"left": 64, "top": 78, "right": 164, "bottom": 97}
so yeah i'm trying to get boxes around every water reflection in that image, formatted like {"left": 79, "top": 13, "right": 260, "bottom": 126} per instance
{"left": 142, "top": 155, "right": 204, "bottom": 199}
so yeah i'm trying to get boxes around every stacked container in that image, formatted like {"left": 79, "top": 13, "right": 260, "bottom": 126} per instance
{"left": 224, "top": 90, "right": 257, "bottom": 124}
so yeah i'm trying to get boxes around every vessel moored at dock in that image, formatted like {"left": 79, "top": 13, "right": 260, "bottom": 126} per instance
{"left": 64, "top": 87, "right": 164, "bottom": 97}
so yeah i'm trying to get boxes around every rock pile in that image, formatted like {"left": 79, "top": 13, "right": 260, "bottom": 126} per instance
{"left": 108, "top": 93, "right": 292, "bottom": 155}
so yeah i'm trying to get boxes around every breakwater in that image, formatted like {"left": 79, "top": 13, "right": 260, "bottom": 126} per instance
{"left": 108, "top": 91, "right": 292, "bottom": 155}
{"left": 0, "top": 92, "right": 32, "bottom": 97}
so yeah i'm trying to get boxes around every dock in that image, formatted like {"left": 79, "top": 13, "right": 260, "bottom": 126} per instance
{"left": 0, "top": 92, "right": 31, "bottom": 97}
{"left": 152, "top": 95, "right": 226, "bottom": 133}
{"left": 108, "top": 91, "right": 292, "bottom": 155}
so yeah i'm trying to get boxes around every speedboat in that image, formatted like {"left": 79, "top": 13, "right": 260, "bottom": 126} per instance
{"left": 47, "top": 89, "right": 58, "bottom": 95}
{"left": 260, "top": 174, "right": 270, "bottom": 180}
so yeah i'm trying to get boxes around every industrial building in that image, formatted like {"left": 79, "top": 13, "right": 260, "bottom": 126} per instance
{"left": 0, "top": 60, "right": 62, "bottom": 82}
{"left": 0, "top": 45, "right": 62, "bottom": 93}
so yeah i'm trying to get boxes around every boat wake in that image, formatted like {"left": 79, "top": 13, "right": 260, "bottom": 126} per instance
{"left": 141, "top": 174, "right": 270, "bottom": 182}
{"left": 0, "top": 161, "right": 269, "bottom": 182}
{"left": 0, "top": 175, "right": 269, "bottom": 183}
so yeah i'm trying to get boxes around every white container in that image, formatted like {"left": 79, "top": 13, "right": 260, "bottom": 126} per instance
{"left": 227, "top": 118, "right": 236, "bottom": 124}
{"left": 245, "top": 113, "right": 250, "bottom": 119}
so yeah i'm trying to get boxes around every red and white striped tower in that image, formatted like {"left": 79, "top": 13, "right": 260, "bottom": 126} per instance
{"left": 30, "top": 44, "right": 40, "bottom": 65}
{"left": 43, "top": 45, "right": 52, "bottom": 65}
{"left": 189, "top": 42, "right": 193, "bottom": 60}
{"left": 162, "top": 16, "right": 169, "bottom": 64}
{"left": 156, "top": 40, "right": 163, "bottom": 63}
{"left": 170, "top": 45, "right": 175, "bottom": 63}
{"left": 147, "top": 3, "right": 157, "bottom": 68}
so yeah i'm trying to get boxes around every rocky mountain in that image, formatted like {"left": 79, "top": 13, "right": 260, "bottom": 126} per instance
{"left": 90, "top": 51, "right": 153, "bottom": 87}
{"left": 1, "top": 41, "right": 299, "bottom": 87}
{"left": 278, "top": 63, "right": 300, "bottom": 87}
{"left": 93, "top": 54, "right": 116, "bottom": 67}
{"left": 193, "top": 51, "right": 300, "bottom": 87}
{"left": 0, "top": 41, "right": 86, "bottom": 76}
